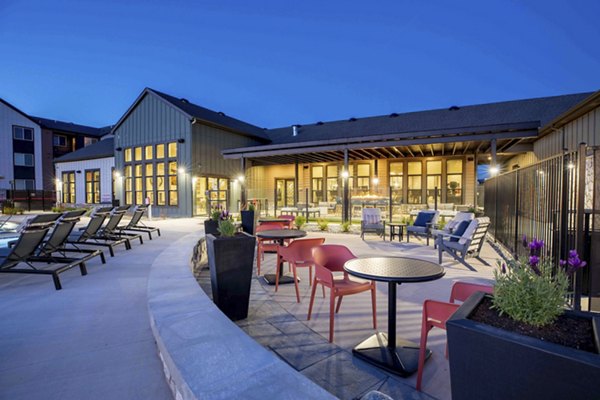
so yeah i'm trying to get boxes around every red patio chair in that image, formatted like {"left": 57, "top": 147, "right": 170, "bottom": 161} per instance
{"left": 278, "top": 214, "right": 295, "bottom": 229}
{"left": 307, "top": 244, "right": 377, "bottom": 342}
{"left": 276, "top": 237, "right": 326, "bottom": 302}
{"left": 416, "top": 281, "right": 494, "bottom": 391}
{"left": 255, "top": 223, "right": 284, "bottom": 276}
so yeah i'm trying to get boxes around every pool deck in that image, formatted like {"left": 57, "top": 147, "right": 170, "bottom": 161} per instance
{"left": 0, "top": 218, "right": 497, "bottom": 400}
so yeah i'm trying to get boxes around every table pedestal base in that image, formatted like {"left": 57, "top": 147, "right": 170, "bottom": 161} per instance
{"left": 352, "top": 332, "right": 430, "bottom": 377}
{"left": 262, "top": 273, "right": 299, "bottom": 285}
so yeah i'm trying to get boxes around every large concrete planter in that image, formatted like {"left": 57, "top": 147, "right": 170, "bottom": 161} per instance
{"left": 240, "top": 210, "right": 255, "bottom": 235}
{"left": 203, "top": 219, "right": 219, "bottom": 236}
{"left": 447, "top": 292, "right": 600, "bottom": 400}
{"left": 206, "top": 232, "right": 256, "bottom": 321}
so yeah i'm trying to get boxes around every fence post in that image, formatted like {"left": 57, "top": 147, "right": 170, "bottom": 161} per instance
{"left": 560, "top": 151, "right": 570, "bottom": 266}
{"left": 574, "top": 143, "right": 587, "bottom": 311}
{"left": 514, "top": 170, "right": 520, "bottom": 255}
{"left": 494, "top": 176, "right": 498, "bottom": 242}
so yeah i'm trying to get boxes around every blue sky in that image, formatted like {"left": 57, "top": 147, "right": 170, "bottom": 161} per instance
{"left": 1, "top": 0, "right": 599, "bottom": 128}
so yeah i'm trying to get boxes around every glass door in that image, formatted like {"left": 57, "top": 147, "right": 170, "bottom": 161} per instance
{"left": 207, "top": 177, "right": 229, "bottom": 213}
{"left": 276, "top": 178, "right": 295, "bottom": 208}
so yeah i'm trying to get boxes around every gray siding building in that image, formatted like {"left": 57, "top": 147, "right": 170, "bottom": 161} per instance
{"left": 112, "top": 88, "right": 267, "bottom": 217}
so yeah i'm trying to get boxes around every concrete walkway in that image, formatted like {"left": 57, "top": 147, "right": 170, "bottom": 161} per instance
{"left": 0, "top": 218, "right": 199, "bottom": 400}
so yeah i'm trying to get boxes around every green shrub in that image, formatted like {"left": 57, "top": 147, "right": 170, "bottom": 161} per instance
{"left": 341, "top": 221, "right": 351, "bottom": 233}
{"left": 492, "top": 239, "right": 585, "bottom": 326}
{"left": 295, "top": 215, "right": 306, "bottom": 229}
{"left": 317, "top": 218, "right": 329, "bottom": 231}
{"left": 217, "top": 219, "right": 237, "bottom": 237}
{"left": 3, "top": 207, "right": 17, "bottom": 215}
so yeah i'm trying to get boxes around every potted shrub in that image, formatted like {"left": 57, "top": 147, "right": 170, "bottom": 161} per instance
{"left": 295, "top": 215, "right": 307, "bottom": 230}
{"left": 203, "top": 206, "right": 221, "bottom": 236}
{"left": 447, "top": 238, "right": 600, "bottom": 400}
{"left": 206, "top": 210, "right": 256, "bottom": 321}
{"left": 240, "top": 203, "right": 255, "bottom": 235}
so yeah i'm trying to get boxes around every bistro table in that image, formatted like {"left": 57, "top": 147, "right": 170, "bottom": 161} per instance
{"left": 344, "top": 256, "right": 445, "bottom": 377}
{"left": 256, "top": 229, "right": 307, "bottom": 285}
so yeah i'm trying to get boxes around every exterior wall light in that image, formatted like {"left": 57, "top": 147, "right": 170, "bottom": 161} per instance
{"left": 237, "top": 175, "right": 245, "bottom": 183}
{"left": 178, "top": 167, "right": 185, "bottom": 174}
{"left": 341, "top": 170, "right": 349, "bottom": 179}
{"left": 489, "top": 166, "right": 499, "bottom": 176}
{"left": 567, "top": 162, "right": 575, "bottom": 169}
{"left": 372, "top": 177, "right": 380, "bottom": 185}
{"left": 114, "top": 171, "right": 122, "bottom": 178}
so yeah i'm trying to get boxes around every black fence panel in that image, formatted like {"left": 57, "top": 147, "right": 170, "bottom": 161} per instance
{"left": 3, "top": 190, "right": 57, "bottom": 212}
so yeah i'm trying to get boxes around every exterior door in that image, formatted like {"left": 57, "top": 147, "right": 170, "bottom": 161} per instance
{"left": 276, "top": 179, "right": 295, "bottom": 208}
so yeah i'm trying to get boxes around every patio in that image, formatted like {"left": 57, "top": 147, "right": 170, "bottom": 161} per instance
{"left": 195, "top": 229, "right": 498, "bottom": 399}
{"left": 0, "top": 216, "right": 497, "bottom": 399}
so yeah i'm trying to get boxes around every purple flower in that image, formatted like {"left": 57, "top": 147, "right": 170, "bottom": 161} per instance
{"left": 529, "top": 256, "right": 541, "bottom": 275}
{"left": 528, "top": 239, "right": 544, "bottom": 257}
{"left": 560, "top": 250, "right": 587, "bottom": 274}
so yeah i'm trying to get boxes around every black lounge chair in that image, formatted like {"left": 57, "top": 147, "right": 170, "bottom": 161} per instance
{"left": 117, "top": 205, "right": 160, "bottom": 240}
{"left": 27, "top": 210, "right": 106, "bottom": 266}
{"left": 0, "top": 227, "right": 87, "bottom": 290}
{"left": 66, "top": 209, "right": 128, "bottom": 257}
{"left": 97, "top": 207, "right": 144, "bottom": 246}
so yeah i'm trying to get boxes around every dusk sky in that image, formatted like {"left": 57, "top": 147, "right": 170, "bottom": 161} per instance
{"left": 1, "top": 0, "right": 599, "bottom": 129}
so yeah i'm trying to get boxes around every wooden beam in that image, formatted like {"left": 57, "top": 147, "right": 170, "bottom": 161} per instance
{"left": 391, "top": 146, "right": 405, "bottom": 157}
{"left": 405, "top": 146, "right": 415, "bottom": 157}
{"left": 418, "top": 145, "right": 425, "bottom": 157}
{"left": 462, "top": 141, "right": 470, "bottom": 154}
{"left": 430, "top": 144, "right": 435, "bottom": 156}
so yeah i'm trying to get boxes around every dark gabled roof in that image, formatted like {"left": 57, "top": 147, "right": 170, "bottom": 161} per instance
{"left": 151, "top": 89, "right": 270, "bottom": 141}
{"left": 264, "top": 92, "right": 594, "bottom": 145}
{"left": 111, "top": 88, "right": 269, "bottom": 141}
{"left": 30, "top": 116, "right": 107, "bottom": 137}
{"left": 54, "top": 137, "right": 114, "bottom": 163}
{"left": 539, "top": 89, "right": 600, "bottom": 136}
{"left": 0, "top": 98, "right": 39, "bottom": 126}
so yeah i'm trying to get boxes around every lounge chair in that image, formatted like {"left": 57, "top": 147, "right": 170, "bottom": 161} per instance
{"left": 97, "top": 207, "right": 143, "bottom": 246}
{"left": 360, "top": 208, "right": 385, "bottom": 240}
{"left": 0, "top": 227, "right": 87, "bottom": 290}
{"left": 406, "top": 210, "right": 439, "bottom": 245}
{"left": 66, "top": 210, "right": 127, "bottom": 257}
{"left": 27, "top": 210, "right": 106, "bottom": 266}
{"left": 437, "top": 217, "right": 491, "bottom": 270}
{"left": 116, "top": 205, "right": 161, "bottom": 239}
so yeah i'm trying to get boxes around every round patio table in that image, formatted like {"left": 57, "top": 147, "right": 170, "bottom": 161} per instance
{"left": 344, "top": 256, "right": 445, "bottom": 377}
{"left": 256, "top": 229, "right": 306, "bottom": 285}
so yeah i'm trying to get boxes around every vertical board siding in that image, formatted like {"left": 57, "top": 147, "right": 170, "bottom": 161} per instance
{"left": 113, "top": 93, "right": 191, "bottom": 217}
{"left": 54, "top": 157, "right": 115, "bottom": 205}
{"left": 535, "top": 106, "right": 600, "bottom": 160}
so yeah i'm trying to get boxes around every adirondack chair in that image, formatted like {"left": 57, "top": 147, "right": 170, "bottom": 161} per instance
{"left": 360, "top": 208, "right": 385, "bottom": 240}
{"left": 431, "top": 212, "right": 474, "bottom": 248}
{"left": 406, "top": 210, "right": 440, "bottom": 245}
{"left": 437, "top": 217, "right": 490, "bottom": 270}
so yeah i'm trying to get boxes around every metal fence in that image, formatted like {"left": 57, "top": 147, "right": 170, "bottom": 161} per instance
{"left": 2, "top": 190, "right": 57, "bottom": 212}
{"left": 485, "top": 145, "right": 599, "bottom": 312}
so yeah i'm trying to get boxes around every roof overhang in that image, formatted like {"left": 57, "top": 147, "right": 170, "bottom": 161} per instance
{"left": 539, "top": 90, "right": 600, "bottom": 137}
{"left": 222, "top": 121, "right": 539, "bottom": 165}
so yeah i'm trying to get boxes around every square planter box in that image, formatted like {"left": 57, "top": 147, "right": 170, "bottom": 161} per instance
{"left": 206, "top": 232, "right": 256, "bottom": 321}
{"left": 204, "top": 219, "right": 219, "bottom": 236}
{"left": 447, "top": 292, "right": 600, "bottom": 400}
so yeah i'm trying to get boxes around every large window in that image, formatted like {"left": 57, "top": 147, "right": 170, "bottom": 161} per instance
{"left": 62, "top": 172, "right": 75, "bottom": 203}
{"left": 311, "top": 166, "right": 324, "bottom": 203}
{"left": 14, "top": 153, "right": 34, "bottom": 167}
{"left": 426, "top": 160, "right": 442, "bottom": 205}
{"left": 13, "top": 126, "right": 33, "bottom": 141}
{"left": 85, "top": 170, "right": 100, "bottom": 204}
{"left": 446, "top": 159, "right": 463, "bottom": 204}
{"left": 326, "top": 165, "right": 339, "bottom": 202}
{"left": 389, "top": 162, "right": 404, "bottom": 204}
{"left": 123, "top": 141, "right": 179, "bottom": 206}
{"left": 355, "top": 164, "right": 370, "bottom": 195}
{"left": 407, "top": 161, "right": 422, "bottom": 204}
{"left": 84, "top": 137, "right": 97, "bottom": 147}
